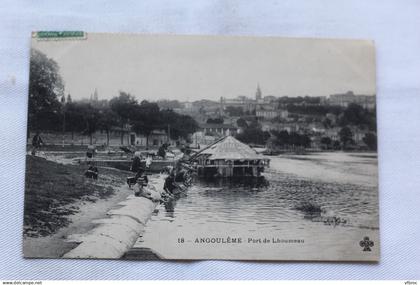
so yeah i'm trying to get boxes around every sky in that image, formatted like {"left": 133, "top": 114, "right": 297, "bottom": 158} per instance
{"left": 31, "top": 33, "right": 376, "bottom": 102}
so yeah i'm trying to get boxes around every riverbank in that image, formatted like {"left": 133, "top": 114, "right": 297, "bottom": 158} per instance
{"left": 23, "top": 155, "right": 133, "bottom": 258}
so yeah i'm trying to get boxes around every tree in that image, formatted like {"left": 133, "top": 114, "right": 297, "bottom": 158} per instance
{"left": 271, "top": 130, "right": 290, "bottom": 146}
{"left": 270, "top": 130, "right": 310, "bottom": 148}
{"left": 322, "top": 117, "right": 332, "bottom": 128}
{"left": 97, "top": 106, "right": 119, "bottom": 146}
{"left": 236, "top": 121, "right": 270, "bottom": 146}
{"left": 332, "top": 140, "right": 341, "bottom": 150}
{"left": 289, "top": 132, "right": 311, "bottom": 147}
{"left": 363, "top": 132, "right": 377, "bottom": 150}
{"left": 158, "top": 109, "right": 198, "bottom": 142}
{"left": 109, "top": 92, "right": 138, "bottom": 120}
{"left": 131, "top": 100, "right": 162, "bottom": 148}
{"left": 340, "top": 103, "right": 365, "bottom": 126}
{"left": 64, "top": 102, "right": 87, "bottom": 141}
{"left": 236, "top": 118, "right": 248, "bottom": 128}
{"left": 339, "top": 103, "right": 376, "bottom": 131}
{"left": 286, "top": 104, "right": 343, "bottom": 116}
{"left": 109, "top": 93, "right": 198, "bottom": 147}
{"left": 320, "top": 137, "right": 332, "bottom": 149}
{"left": 82, "top": 105, "right": 100, "bottom": 144}
{"left": 156, "top": 100, "right": 182, "bottom": 110}
{"left": 339, "top": 127, "right": 354, "bottom": 149}
{"left": 65, "top": 102, "right": 100, "bottom": 144}
{"left": 367, "top": 108, "right": 377, "bottom": 131}
{"left": 109, "top": 92, "right": 138, "bottom": 144}
{"left": 28, "top": 49, "right": 64, "bottom": 132}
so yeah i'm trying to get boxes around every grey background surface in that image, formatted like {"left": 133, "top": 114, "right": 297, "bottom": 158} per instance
{"left": 0, "top": 0, "right": 419, "bottom": 279}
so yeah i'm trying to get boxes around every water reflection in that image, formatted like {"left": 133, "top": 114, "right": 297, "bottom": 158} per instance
{"left": 136, "top": 153, "right": 379, "bottom": 259}
{"left": 162, "top": 176, "right": 269, "bottom": 216}
{"left": 163, "top": 199, "right": 177, "bottom": 217}
{"left": 158, "top": 170, "right": 378, "bottom": 232}
{"left": 198, "top": 176, "right": 270, "bottom": 189}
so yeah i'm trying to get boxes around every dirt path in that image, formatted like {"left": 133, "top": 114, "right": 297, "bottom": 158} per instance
{"left": 23, "top": 182, "right": 132, "bottom": 258}
{"left": 23, "top": 155, "right": 134, "bottom": 258}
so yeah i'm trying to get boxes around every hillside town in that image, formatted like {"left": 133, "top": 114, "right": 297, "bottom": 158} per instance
{"left": 171, "top": 85, "right": 376, "bottom": 152}
{"left": 29, "top": 84, "right": 376, "bottom": 153}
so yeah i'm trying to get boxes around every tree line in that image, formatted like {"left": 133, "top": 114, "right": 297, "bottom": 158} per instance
{"left": 28, "top": 49, "right": 198, "bottom": 146}
{"left": 235, "top": 117, "right": 377, "bottom": 151}
{"left": 236, "top": 121, "right": 311, "bottom": 149}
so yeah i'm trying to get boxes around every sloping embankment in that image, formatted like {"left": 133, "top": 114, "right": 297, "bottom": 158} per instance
{"left": 63, "top": 175, "right": 165, "bottom": 259}
{"left": 24, "top": 155, "right": 128, "bottom": 237}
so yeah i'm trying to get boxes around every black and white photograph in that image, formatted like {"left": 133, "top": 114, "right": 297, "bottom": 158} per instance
{"left": 23, "top": 32, "right": 378, "bottom": 261}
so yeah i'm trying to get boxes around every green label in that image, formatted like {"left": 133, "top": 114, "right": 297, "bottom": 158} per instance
{"left": 34, "top": 31, "right": 86, "bottom": 40}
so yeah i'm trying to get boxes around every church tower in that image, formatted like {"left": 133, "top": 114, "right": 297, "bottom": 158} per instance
{"left": 93, "top": 88, "right": 98, "bottom": 101}
{"left": 219, "top": 96, "right": 225, "bottom": 116}
{"left": 255, "top": 84, "right": 262, "bottom": 101}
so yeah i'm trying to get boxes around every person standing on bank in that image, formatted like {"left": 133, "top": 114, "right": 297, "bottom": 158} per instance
{"left": 84, "top": 161, "right": 99, "bottom": 180}
{"left": 130, "top": 151, "right": 149, "bottom": 197}
{"left": 86, "top": 145, "right": 96, "bottom": 162}
{"left": 131, "top": 151, "right": 149, "bottom": 184}
{"left": 31, "top": 131, "right": 44, "bottom": 155}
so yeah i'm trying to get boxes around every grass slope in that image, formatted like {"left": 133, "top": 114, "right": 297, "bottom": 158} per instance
{"left": 23, "top": 155, "right": 127, "bottom": 237}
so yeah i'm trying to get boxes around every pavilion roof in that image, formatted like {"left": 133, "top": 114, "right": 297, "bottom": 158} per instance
{"left": 196, "top": 136, "right": 266, "bottom": 161}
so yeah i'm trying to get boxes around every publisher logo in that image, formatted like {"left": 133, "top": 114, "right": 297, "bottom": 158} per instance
{"left": 359, "top": 236, "right": 374, "bottom": 251}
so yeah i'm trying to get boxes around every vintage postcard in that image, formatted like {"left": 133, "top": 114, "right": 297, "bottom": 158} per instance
{"left": 23, "top": 32, "right": 378, "bottom": 261}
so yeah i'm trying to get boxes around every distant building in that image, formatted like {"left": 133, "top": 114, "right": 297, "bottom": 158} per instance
{"left": 93, "top": 88, "right": 98, "bottom": 101}
{"left": 263, "top": 95, "right": 277, "bottom": 103}
{"left": 261, "top": 122, "right": 280, "bottom": 132}
{"left": 193, "top": 136, "right": 270, "bottom": 177}
{"left": 134, "top": 130, "right": 175, "bottom": 147}
{"left": 319, "top": 96, "right": 328, "bottom": 105}
{"left": 219, "top": 84, "right": 264, "bottom": 113}
{"left": 255, "top": 84, "right": 262, "bottom": 101}
{"left": 84, "top": 88, "right": 108, "bottom": 108}
{"left": 220, "top": 85, "right": 287, "bottom": 120}
{"left": 256, "top": 104, "right": 288, "bottom": 119}
{"left": 96, "top": 127, "right": 171, "bottom": 147}
{"left": 220, "top": 95, "right": 257, "bottom": 113}
{"left": 310, "top": 136, "right": 322, "bottom": 150}
{"left": 199, "top": 123, "right": 238, "bottom": 136}
{"left": 261, "top": 122, "right": 300, "bottom": 133}
{"left": 328, "top": 91, "right": 376, "bottom": 110}
{"left": 325, "top": 113, "right": 338, "bottom": 125}
{"left": 349, "top": 127, "right": 369, "bottom": 145}
{"left": 183, "top": 101, "right": 193, "bottom": 110}
{"left": 324, "top": 127, "right": 341, "bottom": 141}
{"left": 307, "top": 122, "right": 326, "bottom": 134}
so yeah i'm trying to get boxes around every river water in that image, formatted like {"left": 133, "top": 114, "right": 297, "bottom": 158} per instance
{"left": 134, "top": 152, "right": 379, "bottom": 261}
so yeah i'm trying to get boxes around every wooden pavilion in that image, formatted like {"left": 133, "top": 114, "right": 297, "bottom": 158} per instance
{"left": 191, "top": 136, "right": 270, "bottom": 177}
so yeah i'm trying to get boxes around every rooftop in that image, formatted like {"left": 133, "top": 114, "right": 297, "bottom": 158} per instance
{"left": 195, "top": 136, "right": 266, "bottom": 160}
{"left": 199, "top": 123, "right": 238, "bottom": 129}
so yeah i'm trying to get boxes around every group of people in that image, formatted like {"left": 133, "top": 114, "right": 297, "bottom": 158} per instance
{"left": 163, "top": 163, "right": 193, "bottom": 196}
{"left": 157, "top": 143, "right": 170, "bottom": 159}
{"left": 84, "top": 144, "right": 99, "bottom": 180}
{"left": 130, "top": 147, "right": 194, "bottom": 200}
{"left": 31, "top": 131, "right": 193, "bottom": 199}
{"left": 30, "top": 132, "right": 100, "bottom": 180}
